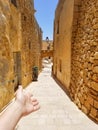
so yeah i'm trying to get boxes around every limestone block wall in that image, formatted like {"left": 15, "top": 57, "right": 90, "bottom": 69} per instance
{"left": 32, "top": 17, "right": 42, "bottom": 73}
{"left": 20, "top": 2, "right": 35, "bottom": 86}
{"left": 0, "top": 0, "right": 21, "bottom": 109}
{"left": 69, "top": 0, "right": 98, "bottom": 122}
{"left": 10, "top": 3, "right": 22, "bottom": 52}
{"left": 53, "top": 0, "right": 98, "bottom": 123}
{"left": 53, "top": 0, "right": 74, "bottom": 88}
{"left": 17, "top": 0, "right": 42, "bottom": 86}
{"left": 0, "top": 0, "right": 42, "bottom": 110}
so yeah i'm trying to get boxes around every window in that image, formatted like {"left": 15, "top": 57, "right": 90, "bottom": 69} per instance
{"left": 24, "top": 16, "right": 26, "bottom": 21}
{"left": 11, "top": 0, "right": 17, "bottom": 7}
{"left": 29, "top": 42, "right": 31, "bottom": 49}
{"left": 57, "top": 20, "right": 59, "bottom": 34}
{"left": 59, "top": 59, "right": 62, "bottom": 72}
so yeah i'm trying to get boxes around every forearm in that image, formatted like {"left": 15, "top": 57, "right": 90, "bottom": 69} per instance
{"left": 0, "top": 86, "right": 40, "bottom": 130}
{"left": 0, "top": 101, "right": 23, "bottom": 130}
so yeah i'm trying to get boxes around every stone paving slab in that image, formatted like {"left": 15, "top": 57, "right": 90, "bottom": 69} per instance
{"left": 17, "top": 65, "right": 98, "bottom": 130}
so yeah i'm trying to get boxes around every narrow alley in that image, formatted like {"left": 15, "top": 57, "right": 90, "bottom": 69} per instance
{"left": 17, "top": 61, "right": 98, "bottom": 130}
{"left": 0, "top": 0, "right": 98, "bottom": 129}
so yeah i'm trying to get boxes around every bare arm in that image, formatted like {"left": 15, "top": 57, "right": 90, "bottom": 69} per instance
{"left": 0, "top": 86, "right": 40, "bottom": 130}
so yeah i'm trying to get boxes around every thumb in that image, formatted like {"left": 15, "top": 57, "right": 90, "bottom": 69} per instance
{"left": 16, "top": 85, "right": 23, "bottom": 99}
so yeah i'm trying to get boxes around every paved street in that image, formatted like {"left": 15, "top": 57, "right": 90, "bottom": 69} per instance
{"left": 17, "top": 62, "right": 98, "bottom": 130}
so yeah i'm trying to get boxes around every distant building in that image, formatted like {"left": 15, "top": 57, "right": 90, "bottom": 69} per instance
{"left": 42, "top": 39, "right": 53, "bottom": 51}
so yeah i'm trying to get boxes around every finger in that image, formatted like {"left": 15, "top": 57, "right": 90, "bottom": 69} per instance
{"left": 17, "top": 85, "right": 23, "bottom": 93}
{"left": 32, "top": 101, "right": 39, "bottom": 106}
{"left": 33, "top": 104, "right": 40, "bottom": 111}
{"left": 30, "top": 97, "right": 39, "bottom": 106}
{"left": 14, "top": 85, "right": 22, "bottom": 96}
{"left": 31, "top": 97, "right": 37, "bottom": 102}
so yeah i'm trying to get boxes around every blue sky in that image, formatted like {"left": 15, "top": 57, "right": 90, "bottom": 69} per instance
{"left": 34, "top": 0, "right": 58, "bottom": 40}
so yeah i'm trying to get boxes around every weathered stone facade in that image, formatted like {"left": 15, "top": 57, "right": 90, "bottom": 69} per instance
{"left": 32, "top": 18, "right": 42, "bottom": 72}
{"left": 53, "top": 0, "right": 74, "bottom": 88}
{"left": 0, "top": 0, "right": 21, "bottom": 109}
{"left": 70, "top": 0, "right": 98, "bottom": 122}
{"left": 18, "top": 0, "right": 42, "bottom": 87}
{"left": 53, "top": 0, "right": 98, "bottom": 122}
{"left": 0, "top": 0, "right": 42, "bottom": 110}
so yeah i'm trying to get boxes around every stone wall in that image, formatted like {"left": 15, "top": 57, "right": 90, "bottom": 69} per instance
{"left": 0, "top": 0, "right": 42, "bottom": 110}
{"left": 19, "top": 0, "right": 36, "bottom": 87}
{"left": 53, "top": 0, "right": 74, "bottom": 88}
{"left": 12, "top": 0, "right": 42, "bottom": 87}
{"left": 53, "top": 0, "right": 98, "bottom": 122}
{"left": 32, "top": 18, "right": 42, "bottom": 72}
{"left": 0, "top": 0, "right": 21, "bottom": 109}
{"left": 70, "top": 0, "right": 98, "bottom": 122}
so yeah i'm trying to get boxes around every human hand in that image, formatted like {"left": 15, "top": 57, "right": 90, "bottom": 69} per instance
{"left": 15, "top": 86, "right": 40, "bottom": 116}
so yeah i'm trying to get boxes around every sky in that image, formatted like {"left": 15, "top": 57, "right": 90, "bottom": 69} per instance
{"left": 34, "top": 0, "right": 58, "bottom": 40}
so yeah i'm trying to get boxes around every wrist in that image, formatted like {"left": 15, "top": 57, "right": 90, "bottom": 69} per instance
{"left": 14, "top": 100, "right": 24, "bottom": 117}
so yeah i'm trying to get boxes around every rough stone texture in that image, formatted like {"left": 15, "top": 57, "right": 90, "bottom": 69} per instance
{"left": 0, "top": 0, "right": 42, "bottom": 110}
{"left": 53, "top": 0, "right": 98, "bottom": 123}
{"left": 18, "top": 0, "right": 42, "bottom": 87}
{"left": 32, "top": 18, "right": 42, "bottom": 72}
{"left": 70, "top": 0, "right": 98, "bottom": 122}
{"left": 0, "top": 0, "right": 20, "bottom": 109}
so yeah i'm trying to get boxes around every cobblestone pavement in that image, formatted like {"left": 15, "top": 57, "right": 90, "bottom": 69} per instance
{"left": 17, "top": 63, "right": 98, "bottom": 130}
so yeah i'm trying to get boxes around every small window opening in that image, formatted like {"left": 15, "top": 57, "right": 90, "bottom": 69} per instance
{"left": 59, "top": 59, "right": 62, "bottom": 72}
{"left": 24, "top": 16, "right": 26, "bottom": 21}
{"left": 57, "top": 20, "right": 59, "bottom": 34}
{"left": 11, "top": 0, "right": 17, "bottom": 7}
{"left": 29, "top": 42, "right": 31, "bottom": 49}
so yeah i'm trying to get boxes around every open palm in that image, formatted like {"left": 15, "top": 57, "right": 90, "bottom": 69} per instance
{"left": 16, "top": 86, "right": 40, "bottom": 116}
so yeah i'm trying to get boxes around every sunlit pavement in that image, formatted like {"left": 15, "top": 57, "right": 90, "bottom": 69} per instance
{"left": 17, "top": 62, "right": 98, "bottom": 130}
